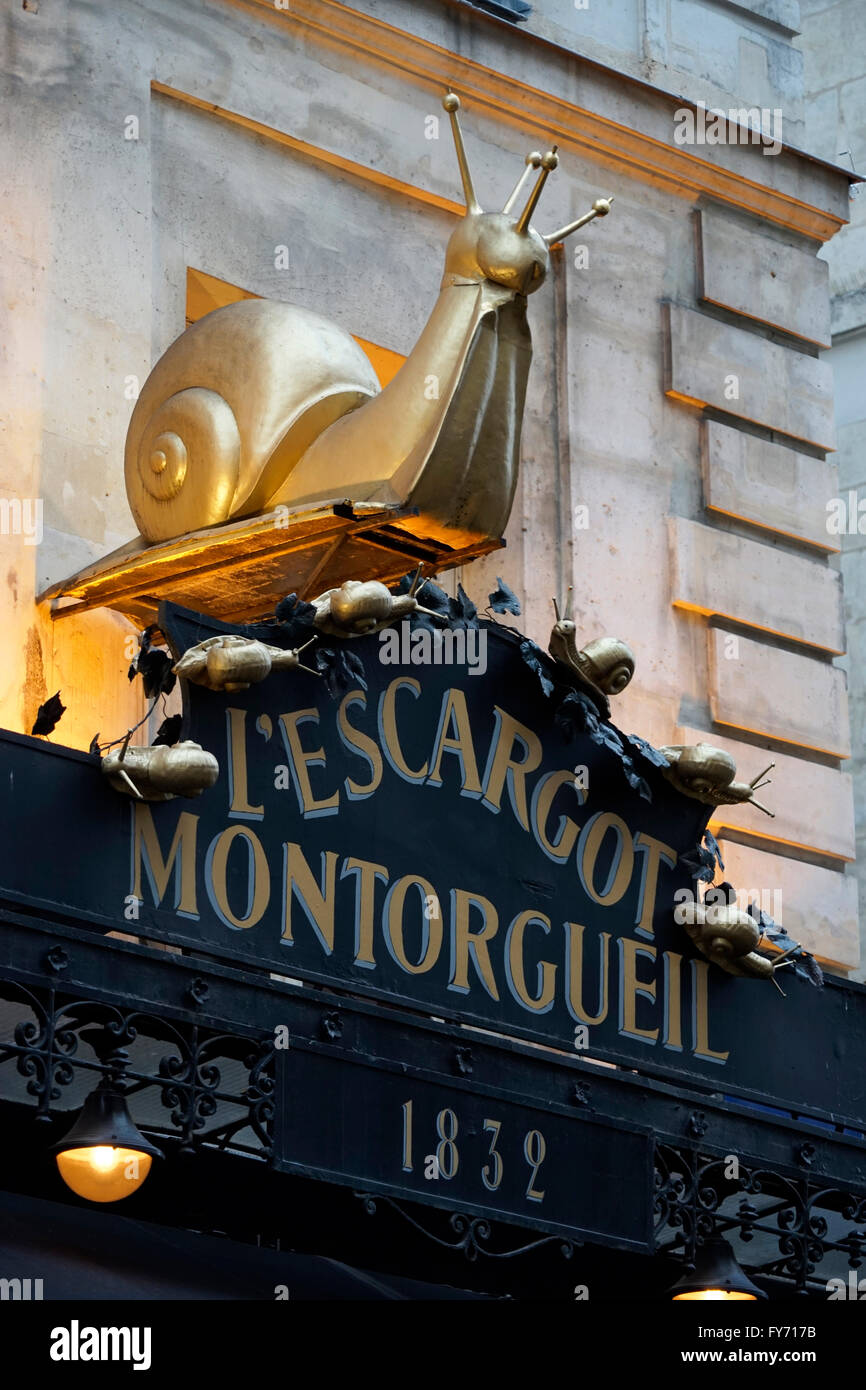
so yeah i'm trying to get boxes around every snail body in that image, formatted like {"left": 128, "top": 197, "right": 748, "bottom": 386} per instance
{"left": 659, "top": 743, "right": 774, "bottom": 814}
{"left": 172, "top": 634, "right": 316, "bottom": 692}
{"left": 548, "top": 591, "right": 635, "bottom": 715}
{"left": 677, "top": 901, "right": 775, "bottom": 980}
{"left": 123, "top": 95, "right": 613, "bottom": 551}
{"left": 102, "top": 740, "right": 219, "bottom": 801}
{"left": 312, "top": 572, "right": 442, "bottom": 638}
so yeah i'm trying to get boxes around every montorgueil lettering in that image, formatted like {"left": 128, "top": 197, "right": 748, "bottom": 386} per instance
{"left": 129, "top": 678, "right": 729, "bottom": 1063}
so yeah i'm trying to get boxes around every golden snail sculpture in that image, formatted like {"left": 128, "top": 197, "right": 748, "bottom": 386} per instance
{"left": 311, "top": 570, "right": 441, "bottom": 639}
{"left": 124, "top": 93, "right": 613, "bottom": 551}
{"left": 102, "top": 740, "right": 219, "bottom": 802}
{"left": 658, "top": 743, "right": 775, "bottom": 816}
{"left": 172, "top": 634, "right": 317, "bottom": 693}
{"left": 677, "top": 900, "right": 781, "bottom": 981}
{"left": 548, "top": 590, "right": 635, "bottom": 715}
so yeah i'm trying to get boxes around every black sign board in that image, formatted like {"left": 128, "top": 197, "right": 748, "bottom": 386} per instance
{"left": 275, "top": 1043, "right": 654, "bottom": 1251}
{"left": 1, "top": 602, "right": 863, "bottom": 1127}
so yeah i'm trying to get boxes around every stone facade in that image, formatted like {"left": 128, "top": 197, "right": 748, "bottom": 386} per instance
{"left": 0, "top": 0, "right": 858, "bottom": 968}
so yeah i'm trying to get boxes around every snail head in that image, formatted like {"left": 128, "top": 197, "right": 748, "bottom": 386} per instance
{"left": 441, "top": 92, "right": 613, "bottom": 297}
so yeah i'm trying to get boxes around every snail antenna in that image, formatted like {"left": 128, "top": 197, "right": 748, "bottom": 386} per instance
{"left": 749, "top": 798, "right": 775, "bottom": 818}
{"left": 408, "top": 563, "right": 425, "bottom": 597}
{"left": 442, "top": 92, "right": 481, "bottom": 214}
{"left": 750, "top": 762, "right": 775, "bottom": 788}
{"left": 516, "top": 147, "right": 558, "bottom": 235}
{"left": 563, "top": 586, "right": 574, "bottom": 623}
{"left": 552, "top": 597, "right": 561, "bottom": 623}
{"left": 503, "top": 152, "right": 542, "bottom": 215}
{"left": 544, "top": 196, "right": 614, "bottom": 246}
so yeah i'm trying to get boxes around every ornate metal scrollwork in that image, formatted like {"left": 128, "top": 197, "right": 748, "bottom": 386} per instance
{"left": 655, "top": 1142, "right": 866, "bottom": 1295}
{"left": 0, "top": 980, "right": 276, "bottom": 1159}
{"left": 354, "top": 1191, "right": 577, "bottom": 1263}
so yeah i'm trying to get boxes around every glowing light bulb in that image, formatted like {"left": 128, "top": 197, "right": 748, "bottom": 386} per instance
{"left": 52, "top": 1085, "right": 162, "bottom": 1203}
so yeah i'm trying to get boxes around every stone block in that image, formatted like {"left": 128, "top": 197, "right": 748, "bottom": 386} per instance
{"left": 664, "top": 303, "right": 835, "bottom": 449}
{"left": 707, "top": 627, "right": 851, "bottom": 755}
{"left": 670, "top": 516, "right": 844, "bottom": 652}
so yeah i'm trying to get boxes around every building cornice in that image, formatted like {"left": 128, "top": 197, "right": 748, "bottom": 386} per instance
{"left": 228, "top": 0, "right": 850, "bottom": 242}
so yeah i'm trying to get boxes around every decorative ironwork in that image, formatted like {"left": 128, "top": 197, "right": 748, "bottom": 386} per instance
{"left": 0, "top": 979, "right": 275, "bottom": 1159}
{"left": 655, "top": 1143, "right": 866, "bottom": 1295}
{"left": 354, "top": 1192, "right": 577, "bottom": 1263}
{"left": 3, "top": 975, "right": 866, "bottom": 1290}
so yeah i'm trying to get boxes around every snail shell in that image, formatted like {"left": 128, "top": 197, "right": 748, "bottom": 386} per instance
{"left": 313, "top": 580, "right": 396, "bottom": 637}
{"left": 173, "top": 634, "right": 312, "bottom": 691}
{"left": 102, "top": 741, "right": 219, "bottom": 801}
{"left": 578, "top": 637, "right": 635, "bottom": 696}
{"left": 126, "top": 300, "right": 381, "bottom": 543}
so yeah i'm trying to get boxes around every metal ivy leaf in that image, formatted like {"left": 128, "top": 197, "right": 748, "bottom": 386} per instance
{"left": 703, "top": 830, "right": 724, "bottom": 872}
{"left": 746, "top": 902, "right": 824, "bottom": 988}
{"left": 31, "top": 691, "right": 66, "bottom": 736}
{"left": 275, "top": 593, "right": 317, "bottom": 648}
{"left": 519, "top": 639, "right": 555, "bottom": 698}
{"left": 89, "top": 733, "right": 100, "bottom": 756}
{"left": 316, "top": 646, "right": 367, "bottom": 699}
{"left": 595, "top": 724, "right": 625, "bottom": 755}
{"left": 488, "top": 578, "right": 521, "bottom": 616}
{"left": 342, "top": 648, "right": 367, "bottom": 691}
{"left": 555, "top": 688, "right": 600, "bottom": 740}
{"left": 620, "top": 755, "right": 652, "bottom": 803}
{"left": 625, "top": 732, "right": 669, "bottom": 769}
{"left": 794, "top": 952, "right": 825, "bottom": 989}
{"left": 680, "top": 845, "right": 718, "bottom": 883}
{"left": 128, "top": 623, "right": 160, "bottom": 682}
{"left": 448, "top": 583, "right": 479, "bottom": 628}
{"left": 153, "top": 714, "right": 183, "bottom": 747}
{"left": 136, "top": 648, "right": 176, "bottom": 700}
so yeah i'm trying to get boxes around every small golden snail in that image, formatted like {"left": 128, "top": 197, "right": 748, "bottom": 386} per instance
{"left": 548, "top": 589, "right": 635, "bottom": 714}
{"left": 102, "top": 741, "right": 218, "bottom": 801}
{"left": 172, "top": 634, "right": 317, "bottom": 692}
{"left": 678, "top": 901, "right": 777, "bottom": 980}
{"left": 124, "top": 93, "right": 613, "bottom": 549}
{"left": 659, "top": 743, "right": 775, "bottom": 816}
{"left": 311, "top": 569, "right": 442, "bottom": 639}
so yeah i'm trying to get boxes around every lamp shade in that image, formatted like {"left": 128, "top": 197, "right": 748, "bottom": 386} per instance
{"left": 53, "top": 1085, "right": 164, "bottom": 1203}
{"left": 670, "top": 1239, "right": 767, "bottom": 1301}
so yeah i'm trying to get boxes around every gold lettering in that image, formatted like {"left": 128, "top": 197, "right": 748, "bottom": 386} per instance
{"left": 427, "top": 689, "right": 482, "bottom": 794}
{"left": 282, "top": 842, "right": 339, "bottom": 951}
{"left": 384, "top": 875, "right": 442, "bottom": 974}
{"left": 579, "top": 813, "right": 634, "bottom": 906}
{"left": 532, "top": 770, "right": 580, "bottom": 861}
{"left": 506, "top": 910, "right": 556, "bottom": 1011}
{"left": 633, "top": 831, "right": 677, "bottom": 937}
{"left": 450, "top": 889, "right": 499, "bottom": 999}
{"left": 481, "top": 707, "right": 543, "bottom": 831}
{"left": 379, "top": 678, "right": 428, "bottom": 781}
{"left": 226, "top": 707, "right": 263, "bottom": 817}
{"left": 342, "top": 855, "right": 388, "bottom": 966}
{"left": 132, "top": 805, "right": 199, "bottom": 915}
{"left": 619, "top": 937, "right": 658, "bottom": 1043}
{"left": 338, "top": 691, "right": 383, "bottom": 799}
{"left": 566, "top": 922, "right": 611, "bottom": 1025}
{"left": 279, "top": 709, "right": 340, "bottom": 816}
{"left": 208, "top": 825, "right": 269, "bottom": 929}
{"left": 663, "top": 950, "right": 683, "bottom": 1050}
{"left": 692, "top": 960, "right": 730, "bottom": 1063}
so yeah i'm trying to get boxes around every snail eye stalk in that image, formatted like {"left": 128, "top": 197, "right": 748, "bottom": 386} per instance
{"left": 442, "top": 91, "right": 482, "bottom": 214}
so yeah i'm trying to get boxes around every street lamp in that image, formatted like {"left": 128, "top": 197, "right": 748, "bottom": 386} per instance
{"left": 670, "top": 1238, "right": 767, "bottom": 1301}
{"left": 53, "top": 1080, "right": 164, "bottom": 1203}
